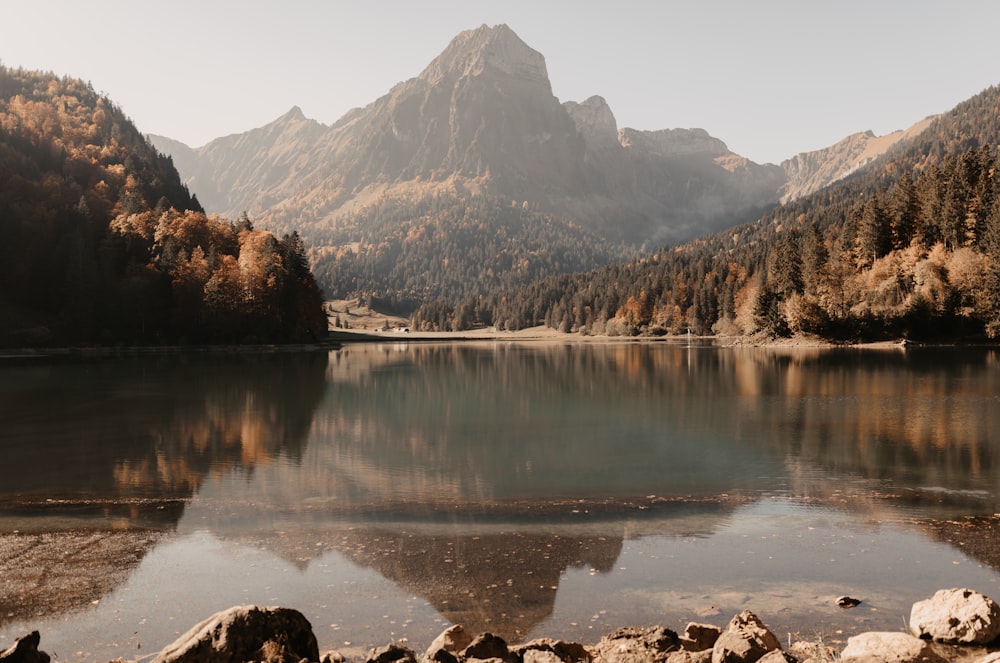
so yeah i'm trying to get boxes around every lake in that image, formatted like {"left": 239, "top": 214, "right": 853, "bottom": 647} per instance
{"left": 1, "top": 341, "right": 999, "bottom": 660}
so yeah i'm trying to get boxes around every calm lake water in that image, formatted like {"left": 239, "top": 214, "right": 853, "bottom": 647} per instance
{"left": 1, "top": 341, "right": 999, "bottom": 660}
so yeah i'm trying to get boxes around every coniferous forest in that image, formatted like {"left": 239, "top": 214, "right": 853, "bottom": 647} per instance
{"left": 0, "top": 66, "right": 327, "bottom": 346}
{"left": 309, "top": 193, "right": 634, "bottom": 313}
{"left": 413, "top": 87, "right": 1000, "bottom": 342}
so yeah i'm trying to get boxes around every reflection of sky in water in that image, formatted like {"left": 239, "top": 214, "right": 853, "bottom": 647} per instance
{"left": 5, "top": 499, "right": 1000, "bottom": 662}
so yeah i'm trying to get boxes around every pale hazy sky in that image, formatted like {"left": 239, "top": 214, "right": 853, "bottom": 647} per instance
{"left": 3, "top": 0, "right": 999, "bottom": 165}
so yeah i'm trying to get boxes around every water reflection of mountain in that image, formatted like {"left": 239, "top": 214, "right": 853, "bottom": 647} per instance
{"left": 192, "top": 500, "right": 736, "bottom": 642}
{"left": 4, "top": 343, "right": 999, "bottom": 633}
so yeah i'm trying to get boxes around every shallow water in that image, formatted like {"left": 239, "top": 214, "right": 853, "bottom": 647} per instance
{"left": 1, "top": 342, "right": 999, "bottom": 660}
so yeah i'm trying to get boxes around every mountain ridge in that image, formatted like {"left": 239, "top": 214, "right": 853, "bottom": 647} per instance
{"left": 148, "top": 23, "right": 935, "bottom": 306}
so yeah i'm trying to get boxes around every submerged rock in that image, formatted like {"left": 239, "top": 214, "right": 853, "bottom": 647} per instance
{"left": 150, "top": 605, "right": 319, "bottom": 663}
{"left": 909, "top": 588, "right": 1000, "bottom": 645}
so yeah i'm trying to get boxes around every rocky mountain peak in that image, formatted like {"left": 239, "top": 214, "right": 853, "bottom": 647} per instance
{"left": 563, "top": 95, "right": 619, "bottom": 150}
{"left": 418, "top": 23, "right": 549, "bottom": 87}
{"left": 280, "top": 105, "right": 306, "bottom": 122}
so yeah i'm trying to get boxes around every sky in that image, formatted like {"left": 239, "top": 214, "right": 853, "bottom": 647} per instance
{"left": 3, "top": 0, "right": 1000, "bottom": 165}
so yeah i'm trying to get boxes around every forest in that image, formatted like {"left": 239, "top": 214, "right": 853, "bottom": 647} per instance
{"left": 413, "top": 85, "right": 1000, "bottom": 341}
{"left": 0, "top": 65, "right": 327, "bottom": 346}
{"left": 308, "top": 192, "right": 633, "bottom": 313}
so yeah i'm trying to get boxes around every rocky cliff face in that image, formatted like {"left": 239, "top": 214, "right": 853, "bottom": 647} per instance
{"left": 563, "top": 95, "right": 619, "bottom": 152}
{"left": 619, "top": 127, "right": 729, "bottom": 158}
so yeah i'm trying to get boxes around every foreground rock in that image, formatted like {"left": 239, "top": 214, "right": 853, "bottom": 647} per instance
{"left": 680, "top": 623, "right": 721, "bottom": 653}
{"left": 909, "top": 588, "right": 1000, "bottom": 645}
{"left": 150, "top": 605, "right": 319, "bottom": 663}
{"left": 0, "top": 632, "right": 49, "bottom": 663}
{"left": 711, "top": 611, "right": 781, "bottom": 663}
{"left": 588, "top": 625, "right": 681, "bottom": 661}
{"left": 840, "top": 631, "right": 947, "bottom": 662}
{"left": 16, "top": 590, "right": 1000, "bottom": 663}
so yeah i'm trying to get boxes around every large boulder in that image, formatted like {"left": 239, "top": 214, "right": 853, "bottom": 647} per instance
{"left": 150, "top": 605, "right": 319, "bottom": 663}
{"left": 909, "top": 588, "right": 1000, "bottom": 645}
{"left": 840, "top": 631, "right": 946, "bottom": 662}
{"left": 711, "top": 611, "right": 781, "bottom": 663}
{"left": 588, "top": 625, "right": 681, "bottom": 662}
{"left": 680, "top": 623, "right": 722, "bottom": 652}
{"left": 425, "top": 625, "right": 474, "bottom": 661}
{"left": 460, "top": 632, "right": 513, "bottom": 661}
{"left": 0, "top": 632, "right": 49, "bottom": 663}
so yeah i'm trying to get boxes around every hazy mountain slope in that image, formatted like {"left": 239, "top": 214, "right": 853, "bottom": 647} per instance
{"left": 150, "top": 106, "right": 328, "bottom": 217}
{"left": 779, "top": 116, "right": 935, "bottom": 202}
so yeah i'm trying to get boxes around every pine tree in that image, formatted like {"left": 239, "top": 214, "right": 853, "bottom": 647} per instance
{"left": 886, "top": 172, "right": 919, "bottom": 250}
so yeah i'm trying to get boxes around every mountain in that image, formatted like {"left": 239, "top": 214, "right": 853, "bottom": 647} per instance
{"left": 151, "top": 106, "right": 328, "bottom": 218}
{"left": 150, "top": 24, "right": 788, "bottom": 306}
{"left": 779, "top": 116, "right": 935, "bottom": 202}
{"left": 421, "top": 83, "right": 1000, "bottom": 339}
{"left": 0, "top": 65, "right": 327, "bottom": 346}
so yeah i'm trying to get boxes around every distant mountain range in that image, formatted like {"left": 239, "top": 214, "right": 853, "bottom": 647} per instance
{"left": 150, "top": 24, "right": 936, "bottom": 304}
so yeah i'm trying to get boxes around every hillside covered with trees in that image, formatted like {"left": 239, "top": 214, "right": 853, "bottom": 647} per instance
{"left": 413, "top": 85, "right": 1000, "bottom": 341}
{"left": 310, "top": 193, "right": 634, "bottom": 313}
{"left": 0, "top": 65, "right": 327, "bottom": 346}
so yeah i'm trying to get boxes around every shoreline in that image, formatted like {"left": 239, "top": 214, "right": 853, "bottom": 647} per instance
{"left": 4, "top": 502, "right": 1000, "bottom": 657}
{"left": 7, "top": 599, "right": 999, "bottom": 663}
{"left": 3, "top": 325, "right": 997, "bottom": 357}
